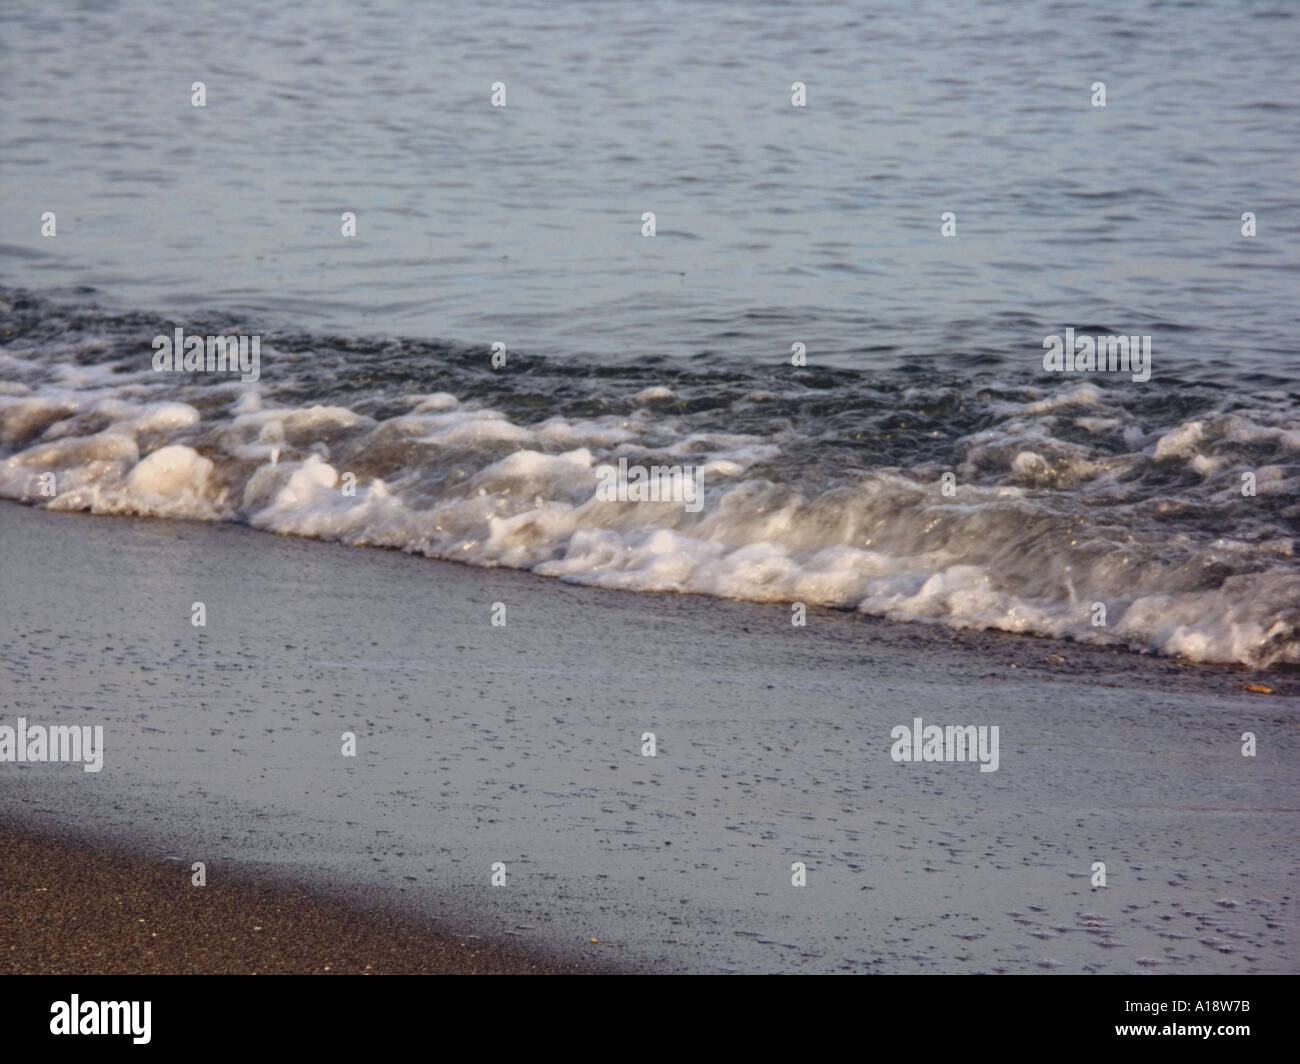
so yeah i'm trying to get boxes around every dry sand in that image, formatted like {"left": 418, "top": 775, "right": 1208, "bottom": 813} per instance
{"left": 0, "top": 820, "right": 601, "bottom": 974}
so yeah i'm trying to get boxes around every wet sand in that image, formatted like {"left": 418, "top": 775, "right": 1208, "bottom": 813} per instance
{"left": 1, "top": 501, "right": 1297, "bottom": 973}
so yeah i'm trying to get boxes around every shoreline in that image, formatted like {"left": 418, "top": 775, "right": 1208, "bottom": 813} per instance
{"left": 3, "top": 500, "right": 1297, "bottom": 974}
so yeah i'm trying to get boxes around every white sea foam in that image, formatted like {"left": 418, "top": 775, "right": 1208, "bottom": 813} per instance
{"left": 3, "top": 346, "right": 1297, "bottom": 667}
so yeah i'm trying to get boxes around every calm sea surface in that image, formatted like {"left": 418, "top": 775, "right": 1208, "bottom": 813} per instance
{"left": 2, "top": 0, "right": 1297, "bottom": 377}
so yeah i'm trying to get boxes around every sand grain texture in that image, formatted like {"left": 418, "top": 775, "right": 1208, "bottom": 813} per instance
{"left": 0, "top": 823, "right": 598, "bottom": 974}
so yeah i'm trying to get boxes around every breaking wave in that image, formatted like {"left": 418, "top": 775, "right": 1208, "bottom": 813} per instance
{"left": 3, "top": 288, "right": 1298, "bottom": 667}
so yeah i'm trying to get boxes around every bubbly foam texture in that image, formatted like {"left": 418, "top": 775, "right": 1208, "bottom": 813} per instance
{"left": 3, "top": 296, "right": 1298, "bottom": 668}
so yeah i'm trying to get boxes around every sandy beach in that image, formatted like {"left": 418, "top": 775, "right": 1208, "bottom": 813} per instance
{"left": 2, "top": 500, "right": 1296, "bottom": 974}
{"left": 0, "top": 820, "right": 602, "bottom": 974}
